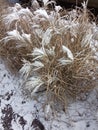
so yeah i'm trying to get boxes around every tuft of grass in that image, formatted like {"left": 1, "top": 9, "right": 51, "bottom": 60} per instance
{"left": 0, "top": 1, "right": 98, "bottom": 111}
{"left": 0, "top": 0, "right": 9, "bottom": 40}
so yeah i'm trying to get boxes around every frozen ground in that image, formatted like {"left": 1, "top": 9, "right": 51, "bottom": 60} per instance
{"left": 0, "top": 59, "right": 98, "bottom": 130}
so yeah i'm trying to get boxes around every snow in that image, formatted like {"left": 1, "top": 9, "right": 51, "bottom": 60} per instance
{"left": 0, "top": 59, "right": 98, "bottom": 130}
{"left": 34, "top": 9, "right": 49, "bottom": 19}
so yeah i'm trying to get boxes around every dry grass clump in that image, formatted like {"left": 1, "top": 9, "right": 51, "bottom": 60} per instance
{"left": 0, "top": 1, "right": 98, "bottom": 110}
{"left": 0, "top": 3, "right": 38, "bottom": 70}
{"left": 0, "top": 0, "right": 9, "bottom": 40}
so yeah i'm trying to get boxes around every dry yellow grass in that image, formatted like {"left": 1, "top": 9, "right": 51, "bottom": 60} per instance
{"left": 0, "top": 0, "right": 8, "bottom": 39}
{"left": 0, "top": 1, "right": 98, "bottom": 111}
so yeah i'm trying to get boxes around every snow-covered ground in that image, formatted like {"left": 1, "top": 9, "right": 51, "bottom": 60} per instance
{"left": 0, "top": 59, "right": 98, "bottom": 130}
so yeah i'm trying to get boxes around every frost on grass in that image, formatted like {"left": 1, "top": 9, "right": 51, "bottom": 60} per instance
{"left": 0, "top": 2, "right": 98, "bottom": 110}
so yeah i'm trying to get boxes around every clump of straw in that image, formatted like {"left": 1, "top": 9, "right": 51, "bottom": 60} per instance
{"left": 0, "top": 1, "right": 98, "bottom": 111}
